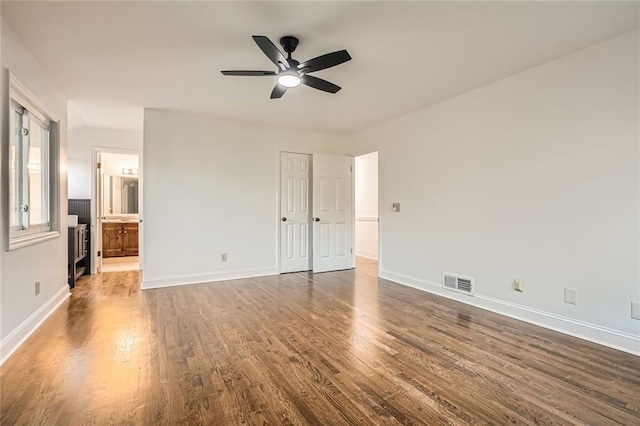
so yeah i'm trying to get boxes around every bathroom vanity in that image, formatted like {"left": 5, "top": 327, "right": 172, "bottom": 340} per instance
{"left": 102, "top": 221, "right": 139, "bottom": 257}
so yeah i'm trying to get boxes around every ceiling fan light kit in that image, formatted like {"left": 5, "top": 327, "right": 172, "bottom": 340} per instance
{"left": 277, "top": 72, "right": 301, "bottom": 88}
{"left": 221, "top": 35, "right": 351, "bottom": 99}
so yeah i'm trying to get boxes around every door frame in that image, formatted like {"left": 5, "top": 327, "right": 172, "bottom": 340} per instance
{"left": 277, "top": 149, "right": 355, "bottom": 273}
{"left": 90, "top": 146, "right": 143, "bottom": 274}
{"left": 353, "top": 150, "right": 381, "bottom": 277}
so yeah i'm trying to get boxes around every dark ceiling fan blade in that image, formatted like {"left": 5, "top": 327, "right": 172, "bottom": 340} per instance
{"left": 298, "top": 50, "right": 351, "bottom": 73}
{"left": 301, "top": 75, "right": 341, "bottom": 94}
{"left": 221, "top": 70, "right": 277, "bottom": 76}
{"left": 270, "top": 84, "right": 287, "bottom": 99}
{"left": 252, "top": 36, "right": 289, "bottom": 70}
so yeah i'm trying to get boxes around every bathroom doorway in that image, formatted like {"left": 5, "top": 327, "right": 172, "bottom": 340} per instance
{"left": 92, "top": 149, "right": 142, "bottom": 273}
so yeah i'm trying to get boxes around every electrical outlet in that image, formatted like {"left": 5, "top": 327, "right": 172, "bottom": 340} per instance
{"left": 35, "top": 280, "right": 40, "bottom": 296}
{"left": 221, "top": 253, "right": 228, "bottom": 262}
{"left": 632, "top": 301, "right": 640, "bottom": 320}
{"left": 564, "top": 288, "right": 577, "bottom": 305}
{"left": 514, "top": 279, "right": 524, "bottom": 292}
{"left": 392, "top": 202, "right": 400, "bottom": 212}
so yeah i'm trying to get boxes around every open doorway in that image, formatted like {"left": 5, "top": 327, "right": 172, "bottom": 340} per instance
{"left": 93, "top": 150, "right": 142, "bottom": 273}
{"left": 354, "top": 151, "right": 379, "bottom": 274}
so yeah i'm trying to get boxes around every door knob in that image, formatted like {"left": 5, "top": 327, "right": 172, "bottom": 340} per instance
{"left": 281, "top": 217, "right": 287, "bottom": 222}
{"left": 314, "top": 217, "right": 320, "bottom": 222}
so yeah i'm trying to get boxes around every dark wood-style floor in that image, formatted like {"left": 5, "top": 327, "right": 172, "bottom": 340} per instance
{"left": 1, "top": 258, "right": 638, "bottom": 425}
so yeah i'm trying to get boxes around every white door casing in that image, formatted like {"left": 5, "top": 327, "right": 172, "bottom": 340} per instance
{"left": 280, "top": 152, "right": 312, "bottom": 273}
{"left": 96, "top": 151, "right": 103, "bottom": 273}
{"left": 312, "top": 154, "right": 353, "bottom": 273}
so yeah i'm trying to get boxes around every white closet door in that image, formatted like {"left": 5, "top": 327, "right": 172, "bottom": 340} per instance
{"left": 280, "top": 152, "right": 312, "bottom": 273}
{"left": 312, "top": 154, "right": 352, "bottom": 273}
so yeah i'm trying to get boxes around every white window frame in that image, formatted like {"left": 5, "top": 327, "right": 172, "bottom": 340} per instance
{"left": 4, "top": 72, "right": 60, "bottom": 250}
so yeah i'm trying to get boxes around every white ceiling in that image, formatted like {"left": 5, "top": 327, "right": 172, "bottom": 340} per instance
{"left": 3, "top": 1, "right": 638, "bottom": 135}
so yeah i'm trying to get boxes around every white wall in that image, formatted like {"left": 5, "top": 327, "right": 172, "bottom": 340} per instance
{"left": 142, "top": 109, "right": 347, "bottom": 288}
{"left": 102, "top": 152, "right": 139, "bottom": 176}
{"left": 1, "top": 19, "right": 69, "bottom": 362}
{"left": 348, "top": 31, "right": 640, "bottom": 354}
{"left": 355, "top": 151, "right": 378, "bottom": 260}
{"left": 67, "top": 127, "right": 142, "bottom": 199}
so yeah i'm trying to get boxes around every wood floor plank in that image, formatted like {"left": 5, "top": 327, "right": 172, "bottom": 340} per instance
{"left": 1, "top": 258, "right": 638, "bottom": 425}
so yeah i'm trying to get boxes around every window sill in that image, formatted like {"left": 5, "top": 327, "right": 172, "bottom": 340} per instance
{"left": 9, "top": 231, "right": 60, "bottom": 251}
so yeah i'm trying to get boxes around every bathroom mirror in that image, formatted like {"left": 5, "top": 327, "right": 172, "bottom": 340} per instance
{"left": 103, "top": 175, "right": 139, "bottom": 215}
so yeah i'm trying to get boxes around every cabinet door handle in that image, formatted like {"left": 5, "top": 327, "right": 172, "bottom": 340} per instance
{"left": 124, "top": 231, "right": 128, "bottom": 234}
{"left": 118, "top": 230, "right": 122, "bottom": 234}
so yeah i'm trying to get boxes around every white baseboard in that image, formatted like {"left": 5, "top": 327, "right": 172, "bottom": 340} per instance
{"left": 1, "top": 285, "right": 70, "bottom": 365}
{"left": 141, "top": 266, "right": 279, "bottom": 289}
{"left": 356, "top": 252, "right": 378, "bottom": 260}
{"left": 380, "top": 269, "right": 640, "bottom": 356}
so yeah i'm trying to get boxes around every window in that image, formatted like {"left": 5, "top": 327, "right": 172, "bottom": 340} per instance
{"left": 7, "top": 75, "right": 59, "bottom": 250}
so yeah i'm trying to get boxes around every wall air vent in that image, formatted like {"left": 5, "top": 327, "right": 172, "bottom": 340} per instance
{"left": 442, "top": 272, "right": 474, "bottom": 295}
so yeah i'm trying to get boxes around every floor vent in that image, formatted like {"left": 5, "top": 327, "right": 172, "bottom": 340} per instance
{"left": 442, "top": 272, "right": 474, "bottom": 295}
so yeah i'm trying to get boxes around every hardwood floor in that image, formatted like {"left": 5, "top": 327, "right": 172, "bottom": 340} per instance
{"left": 1, "top": 258, "right": 638, "bottom": 425}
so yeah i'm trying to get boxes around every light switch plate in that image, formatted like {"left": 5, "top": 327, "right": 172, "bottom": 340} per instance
{"left": 632, "top": 301, "right": 640, "bottom": 320}
{"left": 564, "top": 288, "right": 577, "bottom": 305}
{"left": 392, "top": 202, "right": 400, "bottom": 212}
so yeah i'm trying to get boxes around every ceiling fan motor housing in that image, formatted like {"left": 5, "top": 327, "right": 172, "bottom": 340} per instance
{"left": 280, "top": 36, "right": 299, "bottom": 54}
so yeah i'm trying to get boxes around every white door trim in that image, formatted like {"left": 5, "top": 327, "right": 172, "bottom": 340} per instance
{"left": 90, "top": 146, "right": 143, "bottom": 275}
{"left": 351, "top": 156, "right": 356, "bottom": 269}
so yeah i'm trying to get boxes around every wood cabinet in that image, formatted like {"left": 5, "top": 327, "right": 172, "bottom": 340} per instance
{"left": 68, "top": 224, "right": 88, "bottom": 289}
{"left": 102, "top": 222, "right": 139, "bottom": 257}
{"left": 122, "top": 223, "right": 139, "bottom": 256}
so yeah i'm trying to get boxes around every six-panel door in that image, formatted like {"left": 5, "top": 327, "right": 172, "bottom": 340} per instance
{"left": 312, "top": 154, "right": 353, "bottom": 273}
{"left": 280, "top": 152, "right": 313, "bottom": 273}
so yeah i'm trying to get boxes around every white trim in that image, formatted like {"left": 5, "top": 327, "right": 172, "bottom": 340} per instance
{"left": 8, "top": 230, "right": 59, "bottom": 251}
{"left": 356, "top": 216, "right": 378, "bottom": 222}
{"left": 355, "top": 252, "right": 378, "bottom": 260}
{"left": 0, "top": 285, "right": 70, "bottom": 365}
{"left": 9, "top": 74, "right": 59, "bottom": 123}
{"left": 380, "top": 269, "right": 640, "bottom": 356}
{"left": 141, "top": 267, "right": 279, "bottom": 289}
{"left": 351, "top": 156, "right": 356, "bottom": 269}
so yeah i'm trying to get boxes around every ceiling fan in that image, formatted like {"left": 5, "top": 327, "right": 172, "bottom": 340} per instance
{"left": 221, "top": 35, "right": 352, "bottom": 99}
